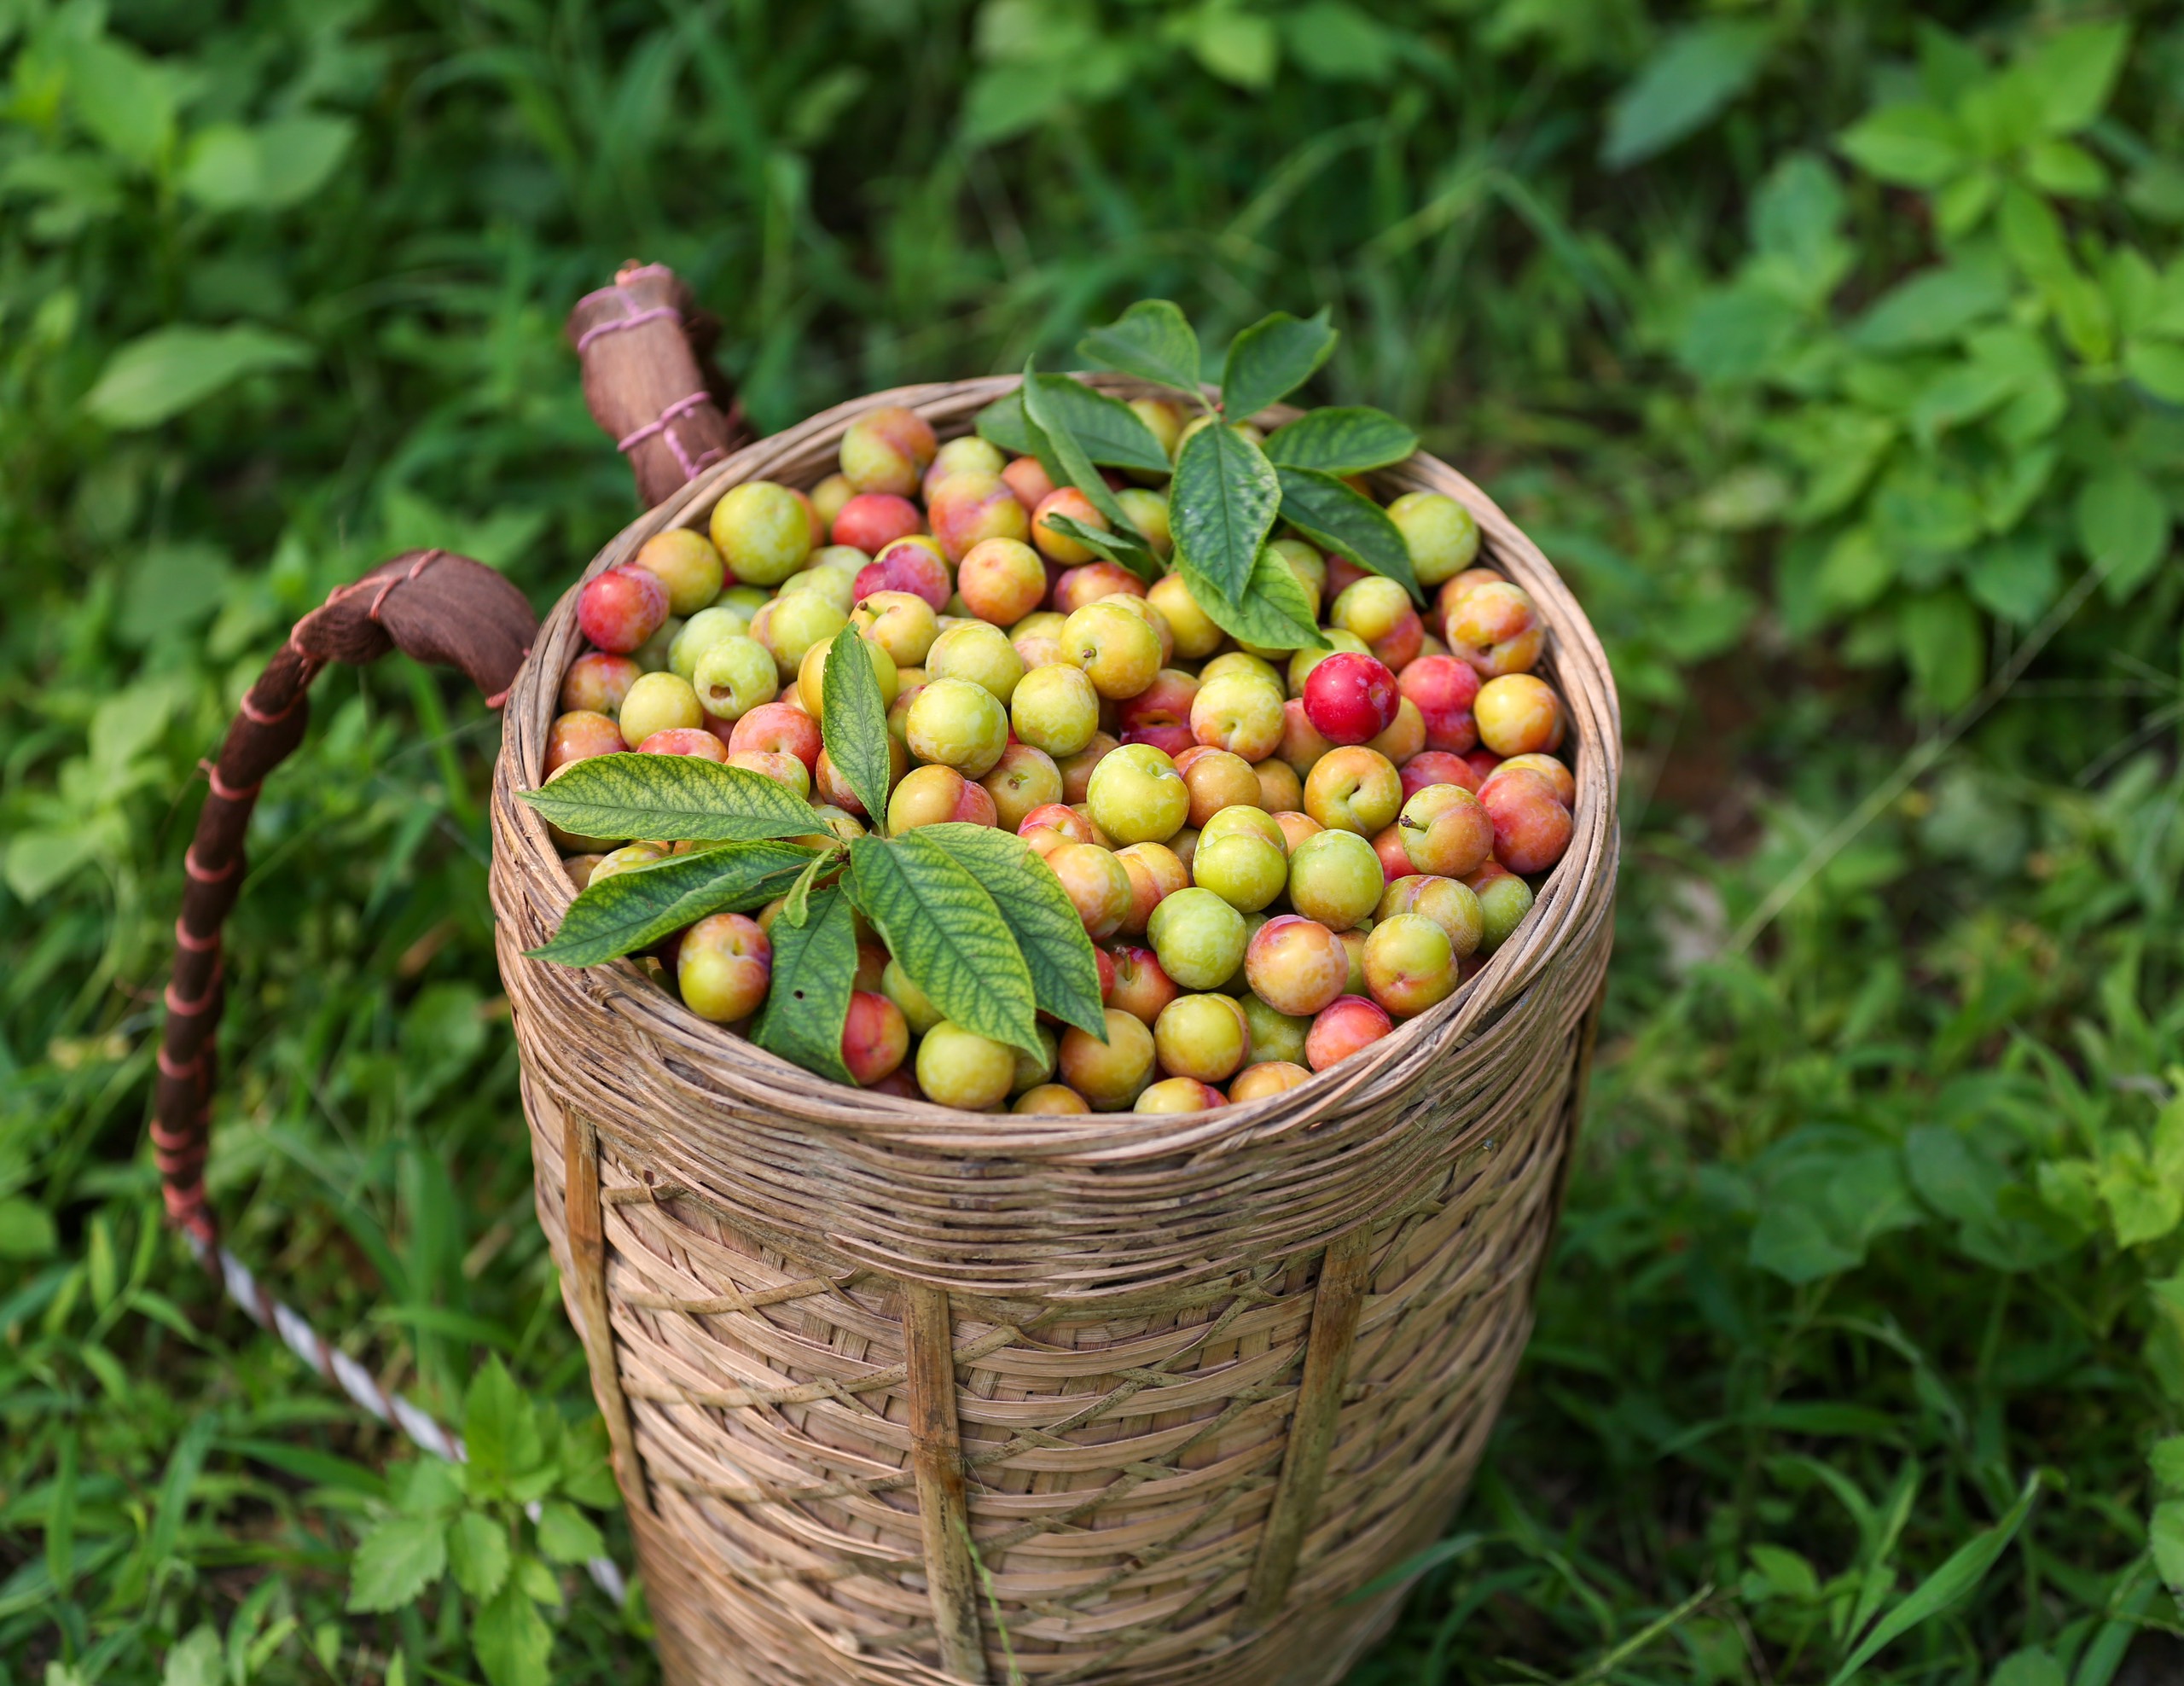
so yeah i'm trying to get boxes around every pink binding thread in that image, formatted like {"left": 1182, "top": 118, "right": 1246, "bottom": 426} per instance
{"left": 200, "top": 759, "right": 262, "bottom": 803}
{"left": 575, "top": 304, "right": 679, "bottom": 353}
{"left": 617, "top": 391, "right": 723, "bottom": 482}
{"left": 166, "top": 961, "right": 223, "bottom": 1017}
{"left": 184, "top": 846, "right": 238, "bottom": 884}
{"left": 241, "top": 680, "right": 306, "bottom": 726}
{"left": 174, "top": 917, "right": 220, "bottom": 954}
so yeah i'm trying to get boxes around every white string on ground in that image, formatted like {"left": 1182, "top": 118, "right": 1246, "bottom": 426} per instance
{"left": 190, "top": 1230, "right": 628, "bottom": 1603}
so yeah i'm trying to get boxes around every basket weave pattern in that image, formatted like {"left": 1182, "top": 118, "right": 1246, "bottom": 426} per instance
{"left": 489, "top": 377, "right": 1620, "bottom": 1684}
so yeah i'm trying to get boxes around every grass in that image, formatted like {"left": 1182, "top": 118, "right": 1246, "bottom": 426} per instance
{"left": 3, "top": 2, "right": 2182, "bottom": 1683}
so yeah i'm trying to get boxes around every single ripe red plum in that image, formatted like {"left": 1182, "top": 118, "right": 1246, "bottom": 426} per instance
{"left": 578, "top": 566, "right": 670, "bottom": 654}
{"left": 832, "top": 491, "right": 924, "bottom": 555}
{"left": 1054, "top": 561, "right": 1147, "bottom": 614}
{"left": 1397, "top": 654, "right": 1481, "bottom": 753}
{"left": 728, "top": 701, "right": 822, "bottom": 771}
{"left": 1302, "top": 652, "right": 1400, "bottom": 746}
{"left": 1107, "top": 943, "right": 1181, "bottom": 1024}
{"left": 561, "top": 652, "right": 643, "bottom": 716}
{"left": 1480, "top": 766, "right": 1573, "bottom": 875}
{"left": 547, "top": 709, "right": 626, "bottom": 773}
{"left": 841, "top": 991, "right": 909, "bottom": 1085}
{"left": 1305, "top": 995, "right": 1392, "bottom": 1071}
{"left": 1399, "top": 750, "right": 1481, "bottom": 799}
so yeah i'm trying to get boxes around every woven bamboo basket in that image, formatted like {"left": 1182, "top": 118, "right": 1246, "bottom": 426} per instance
{"left": 485, "top": 371, "right": 1621, "bottom": 1685}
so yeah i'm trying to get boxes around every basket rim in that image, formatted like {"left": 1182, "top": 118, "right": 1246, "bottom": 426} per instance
{"left": 490, "top": 372, "right": 1620, "bottom": 1151}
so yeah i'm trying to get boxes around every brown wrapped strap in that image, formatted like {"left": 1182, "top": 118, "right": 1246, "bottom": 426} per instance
{"left": 157, "top": 550, "right": 537, "bottom": 1247}
{"left": 568, "top": 262, "right": 750, "bottom": 508}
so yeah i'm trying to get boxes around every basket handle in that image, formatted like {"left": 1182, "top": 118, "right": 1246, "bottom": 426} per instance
{"left": 567, "top": 261, "right": 752, "bottom": 507}
{"left": 158, "top": 262, "right": 745, "bottom": 1248}
{"left": 154, "top": 551, "right": 539, "bottom": 1247}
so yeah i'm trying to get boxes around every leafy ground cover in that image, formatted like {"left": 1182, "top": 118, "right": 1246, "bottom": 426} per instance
{"left": 3, "top": 3, "right": 2181, "bottom": 1683}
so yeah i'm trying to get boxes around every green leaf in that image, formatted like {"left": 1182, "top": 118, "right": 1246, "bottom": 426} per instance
{"left": 2023, "top": 138, "right": 2107, "bottom": 198}
{"left": 180, "top": 115, "right": 356, "bottom": 211}
{"left": 520, "top": 754, "right": 822, "bottom": 846}
{"left": 1043, "top": 513, "right": 1159, "bottom": 583}
{"left": 1018, "top": 375, "right": 1171, "bottom": 474}
{"left": 2149, "top": 1436, "right": 2184, "bottom": 1494}
{"left": 1274, "top": 465, "right": 1422, "bottom": 603}
{"left": 1019, "top": 369, "right": 1140, "bottom": 537}
{"left": 84, "top": 326, "right": 311, "bottom": 430}
{"left": 847, "top": 834, "right": 1040, "bottom": 1056}
{"left": 472, "top": 1575, "right": 554, "bottom": 1686}
{"left": 1262, "top": 407, "right": 1418, "bottom": 474}
{"left": 1675, "top": 282, "right": 1804, "bottom": 384}
{"left": 1848, "top": 265, "right": 2010, "bottom": 351}
{"left": 1825, "top": 1474, "right": 2040, "bottom": 1686}
{"left": 464, "top": 1357, "right": 545, "bottom": 1500}
{"left": 2154, "top": 1502, "right": 2184, "bottom": 1596}
{"left": 780, "top": 845, "right": 839, "bottom": 927}
{"left": 1283, "top": 3, "right": 1398, "bottom": 84}
{"left": 750, "top": 881, "right": 858, "bottom": 1084}
{"left": 347, "top": 1515, "right": 446, "bottom": 1613}
{"left": 64, "top": 35, "right": 178, "bottom": 167}
{"left": 973, "top": 389, "right": 1036, "bottom": 456}
{"left": 2019, "top": 21, "right": 2130, "bottom": 134}
{"left": 961, "top": 65, "right": 1068, "bottom": 146}
{"left": 1078, "top": 299, "right": 1204, "bottom": 397}
{"left": 1221, "top": 310, "right": 1338, "bottom": 420}
{"left": 1966, "top": 532, "right": 2059, "bottom": 625}
{"left": 2075, "top": 468, "right": 2169, "bottom": 602}
{"left": 1602, "top": 20, "right": 1774, "bottom": 169}
{"left": 1170, "top": 421, "right": 1281, "bottom": 602}
{"left": 0, "top": 1197, "right": 57, "bottom": 1260}
{"left": 919, "top": 824, "right": 1106, "bottom": 1038}
{"left": 1838, "top": 103, "right": 1966, "bottom": 189}
{"left": 394, "top": 1457, "right": 465, "bottom": 1516}
{"left": 1901, "top": 590, "right": 1984, "bottom": 710}
{"left": 533, "top": 1499, "right": 606, "bottom": 1567}
{"left": 822, "top": 631, "right": 894, "bottom": 830}
{"left": 1188, "top": 9, "right": 1278, "bottom": 88}
{"left": 448, "top": 1511, "right": 511, "bottom": 1601}
{"left": 1992, "top": 1650, "right": 2066, "bottom": 1686}
{"left": 2125, "top": 340, "right": 2184, "bottom": 404}
{"left": 527, "top": 841, "right": 817, "bottom": 967}
{"left": 162, "top": 1626, "right": 221, "bottom": 1686}
{"left": 1177, "top": 551, "right": 1327, "bottom": 654}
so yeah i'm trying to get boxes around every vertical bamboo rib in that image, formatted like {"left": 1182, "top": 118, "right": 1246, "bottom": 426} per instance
{"left": 903, "top": 1284, "right": 991, "bottom": 1683}
{"left": 563, "top": 1111, "right": 649, "bottom": 1513}
{"left": 1240, "top": 1227, "right": 1377, "bottom": 1628}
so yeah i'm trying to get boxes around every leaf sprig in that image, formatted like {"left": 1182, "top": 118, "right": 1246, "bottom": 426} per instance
{"left": 520, "top": 635, "right": 1106, "bottom": 1082}
{"left": 978, "top": 296, "right": 1424, "bottom": 651}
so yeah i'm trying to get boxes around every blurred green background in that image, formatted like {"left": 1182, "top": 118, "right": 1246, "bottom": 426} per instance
{"left": 4, "top": 1, "right": 2184, "bottom": 1682}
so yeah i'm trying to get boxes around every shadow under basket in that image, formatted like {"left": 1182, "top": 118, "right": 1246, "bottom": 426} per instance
{"left": 488, "top": 374, "right": 1622, "bottom": 1686}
